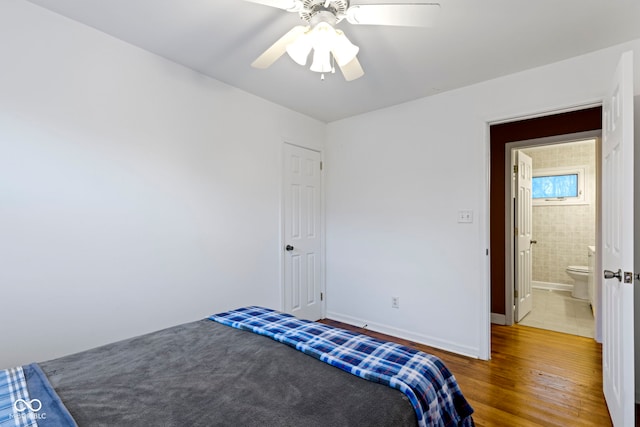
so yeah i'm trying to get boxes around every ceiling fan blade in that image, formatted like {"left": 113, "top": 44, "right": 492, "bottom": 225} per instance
{"left": 243, "top": 0, "right": 301, "bottom": 11}
{"left": 346, "top": 3, "right": 441, "bottom": 27}
{"left": 337, "top": 56, "right": 364, "bottom": 81}
{"left": 251, "top": 26, "right": 308, "bottom": 69}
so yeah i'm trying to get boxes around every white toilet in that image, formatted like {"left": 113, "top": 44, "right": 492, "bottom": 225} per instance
{"left": 566, "top": 265, "right": 589, "bottom": 300}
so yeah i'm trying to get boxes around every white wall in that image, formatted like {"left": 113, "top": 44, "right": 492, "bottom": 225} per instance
{"left": 0, "top": 0, "right": 325, "bottom": 369}
{"left": 325, "top": 39, "right": 640, "bottom": 359}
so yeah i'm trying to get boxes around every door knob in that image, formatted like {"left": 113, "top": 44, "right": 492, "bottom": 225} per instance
{"left": 604, "top": 269, "right": 622, "bottom": 282}
{"left": 285, "top": 245, "right": 294, "bottom": 251}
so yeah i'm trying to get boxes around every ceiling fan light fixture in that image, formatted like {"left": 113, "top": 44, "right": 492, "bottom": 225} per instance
{"left": 247, "top": 0, "right": 443, "bottom": 81}
{"left": 306, "top": 21, "right": 357, "bottom": 74}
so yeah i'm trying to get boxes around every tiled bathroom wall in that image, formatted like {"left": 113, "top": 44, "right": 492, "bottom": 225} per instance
{"left": 522, "top": 139, "right": 596, "bottom": 286}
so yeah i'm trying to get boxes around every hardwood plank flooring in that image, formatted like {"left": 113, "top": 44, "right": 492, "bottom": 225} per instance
{"left": 320, "top": 320, "right": 611, "bottom": 426}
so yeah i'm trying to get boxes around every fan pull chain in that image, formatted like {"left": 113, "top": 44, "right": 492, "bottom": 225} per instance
{"left": 320, "top": 56, "right": 337, "bottom": 81}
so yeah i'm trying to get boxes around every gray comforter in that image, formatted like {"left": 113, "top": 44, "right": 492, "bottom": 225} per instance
{"left": 39, "top": 319, "right": 417, "bottom": 426}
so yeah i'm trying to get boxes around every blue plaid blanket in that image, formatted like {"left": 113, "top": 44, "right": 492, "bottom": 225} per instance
{"left": 210, "top": 306, "right": 474, "bottom": 427}
{"left": 0, "top": 366, "right": 37, "bottom": 427}
{"left": 0, "top": 364, "right": 77, "bottom": 427}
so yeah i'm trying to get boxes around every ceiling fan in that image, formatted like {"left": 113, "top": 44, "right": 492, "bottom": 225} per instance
{"left": 245, "top": 0, "right": 441, "bottom": 81}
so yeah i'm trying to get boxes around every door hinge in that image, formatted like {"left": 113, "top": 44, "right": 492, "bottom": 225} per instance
{"left": 513, "top": 165, "right": 518, "bottom": 174}
{"left": 514, "top": 227, "right": 518, "bottom": 235}
{"left": 514, "top": 289, "right": 519, "bottom": 299}
{"left": 320, "top": 161, "right": 323, "bottom": 171}
{"left": 320, "top": 292, "right": 324, "bottom": 301}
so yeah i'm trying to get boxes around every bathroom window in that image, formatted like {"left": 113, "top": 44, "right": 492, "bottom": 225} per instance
{"left": 532, "top": 166, "right": 588, "bottom": 206}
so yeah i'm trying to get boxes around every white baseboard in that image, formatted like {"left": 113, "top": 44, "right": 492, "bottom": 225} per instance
{"left": 325, "top": 310, "right": 480, "bottom": 359}
{"left": 532, "top": 281, "right": 573, "bottom": 292}
{"left": 491, "top": 313, "right": 506, "bottom": 325}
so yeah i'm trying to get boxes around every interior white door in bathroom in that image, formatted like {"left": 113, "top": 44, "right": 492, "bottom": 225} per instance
{"left": 514, "top": 150, "right": 533, "bottom": 322}
{"left": 283, "top": 143, "right": 324, "bottom": 321}
{"left": 601, "top": 50, "right": 634, "bottom": 427}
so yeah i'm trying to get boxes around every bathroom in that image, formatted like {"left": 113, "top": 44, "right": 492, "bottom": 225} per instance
{"left": 517, "top": 138, "right": 596, "bottom": 338}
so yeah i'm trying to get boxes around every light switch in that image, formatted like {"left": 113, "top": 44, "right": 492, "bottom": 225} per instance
{"left": 458, "top": 210, "right": 473, "bottom": 223}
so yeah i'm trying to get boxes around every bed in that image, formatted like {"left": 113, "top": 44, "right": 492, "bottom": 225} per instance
{"left": 0, "top": 306, "right": 474, "bottom": 426}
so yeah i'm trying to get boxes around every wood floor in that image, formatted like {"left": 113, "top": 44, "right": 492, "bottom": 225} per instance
{"left": 321, "top": 319, "right": 611, "bottom": 426}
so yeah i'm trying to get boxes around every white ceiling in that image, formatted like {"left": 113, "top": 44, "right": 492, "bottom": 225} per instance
{"left": 25, "top": 0, "right": 640, "bottom": 123}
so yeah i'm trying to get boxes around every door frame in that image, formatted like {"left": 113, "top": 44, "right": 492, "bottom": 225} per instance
{"left": 503, "top": 131, "right": 602, "bottom": 336}
{"left": 279, "top": 139, "right": 326, "bottom": 319}
{"left": 488, "top": 105, "right": 603, "bottom": 328}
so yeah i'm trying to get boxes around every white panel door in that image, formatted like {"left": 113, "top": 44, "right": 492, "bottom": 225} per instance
{"left": 514, "top": 150, "right": 533, "bottom": 322}
{"left": 283, "top": 143, "right": 323, "bottom": 321}
{"left": 602, "top": 50, "right": 634, "bottom": 427}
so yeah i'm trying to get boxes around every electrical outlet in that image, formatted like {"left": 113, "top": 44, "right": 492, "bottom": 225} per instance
{"left": 391, "top": 296, "right": 399, "bottom": 309}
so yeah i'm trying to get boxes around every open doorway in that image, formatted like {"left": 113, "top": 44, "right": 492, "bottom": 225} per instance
{"left": 509, "top": 138, "right": 599, "bottom": 338}
{"left": 488, "top": 106, "right": 603, "bottom": 339}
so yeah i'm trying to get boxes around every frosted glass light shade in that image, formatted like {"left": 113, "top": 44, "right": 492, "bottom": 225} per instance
{"left": 331, "top": 31, "right": 359, "bottom": 66}
{"left": 310, "top": 48, "right": 332, "bottom": 73}
{"left": 311, "top": 22, "right": 336, "bottom": 51}
{"left": 286, "top": 32, "right": 313, "bottom": 66}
